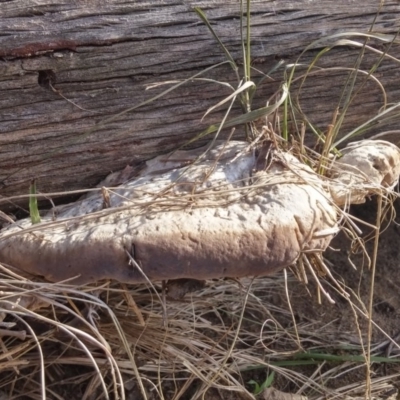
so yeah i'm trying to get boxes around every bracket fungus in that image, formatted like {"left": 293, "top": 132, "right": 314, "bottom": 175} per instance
{"left": 0, "top": 139, "right": 399, "bottom": 284}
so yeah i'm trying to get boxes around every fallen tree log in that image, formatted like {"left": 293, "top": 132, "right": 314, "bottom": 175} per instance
{"left": 1, "top": 1, "right": 400, "bottom": 210}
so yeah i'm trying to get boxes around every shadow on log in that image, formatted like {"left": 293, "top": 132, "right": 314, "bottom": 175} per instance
{"left": 1, "top": 1, "right": 400, "bottom": 210}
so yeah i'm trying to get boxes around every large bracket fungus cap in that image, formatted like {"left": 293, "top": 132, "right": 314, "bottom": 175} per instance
{"left": 0, "top": 141, "right": 337, "bottom": 284}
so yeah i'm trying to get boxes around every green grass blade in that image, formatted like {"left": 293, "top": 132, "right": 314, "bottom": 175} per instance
{"left": 248, "top": 371, "right": 275, "bottom": 395}
{"left": 194, "top": 7, "right": 238, "bottom": 76}
{"left": 293, "top": 351, "right": 400, "bottom": 364}
{"left": 245, "top": 0, "right": 251, "bottom": 83}
{"left": 239, "top": 0, "right": 251, "bottom": 83}
{"left": 332, "top": 102, "right": 400, "bottom": 148}
{"left": 282, "top": 90, "right": 289, "bottom": 140}
{"left": 239, "top": 0, "right": 252, "bottom": 115}
{"left": 285, "top": 30, "right": 400, "bottom": 150}
{"left": 29, "top": 180, "right": 41, "bottom": 224}
{"left": 241, "top": 351, "right": 400, "bottom": 373}
{"left": 332, "top": 29, "right": 400, "bottom": 145}
{"left": 284, "top": 32, "right": 399, "bottom": 97}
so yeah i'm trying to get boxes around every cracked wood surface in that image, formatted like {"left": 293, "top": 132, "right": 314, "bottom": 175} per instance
{"left": 1, "top": 0, "right": 400, "bottom": 211}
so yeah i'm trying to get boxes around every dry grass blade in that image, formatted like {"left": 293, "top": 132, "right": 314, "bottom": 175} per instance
{"left": 201, "top": 80, "right": 255, "bottom": 121}
{"left": 1, "top": 247, "right": 400, "bottom": 399}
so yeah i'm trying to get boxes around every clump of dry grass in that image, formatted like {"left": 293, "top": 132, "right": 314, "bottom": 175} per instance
{"left": 0, "top": 247, "right": 400, "bottom": 400}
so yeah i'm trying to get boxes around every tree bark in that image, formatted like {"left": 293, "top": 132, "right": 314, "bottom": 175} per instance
{"left": 1, "top": 0, "right": 400, "bottom": 211}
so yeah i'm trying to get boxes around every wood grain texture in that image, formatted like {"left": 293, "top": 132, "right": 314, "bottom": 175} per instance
{"left": 1, "top": 0, "right": 400, "bottom": 210}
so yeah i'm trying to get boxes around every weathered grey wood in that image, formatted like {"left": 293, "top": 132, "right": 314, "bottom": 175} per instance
{"left": 1, "top": 0, "right": 400, "bottom": 210}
